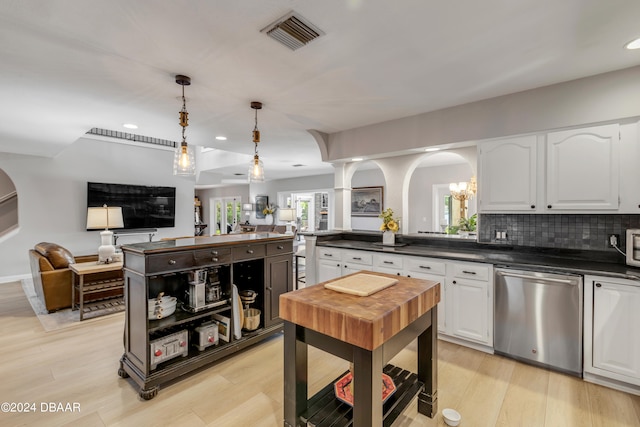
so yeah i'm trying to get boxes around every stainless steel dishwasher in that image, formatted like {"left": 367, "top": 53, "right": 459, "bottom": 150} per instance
{"left": 494, "top": 268, "right": 583, "bottom": 376}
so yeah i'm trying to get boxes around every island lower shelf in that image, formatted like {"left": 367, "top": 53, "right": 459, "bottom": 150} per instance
{"left": 301, "top": 364, "right": 424, "bottom": 427}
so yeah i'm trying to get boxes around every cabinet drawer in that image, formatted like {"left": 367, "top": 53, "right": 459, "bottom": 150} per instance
{"left": 451, "top": 262, "right": 490, "bottom": 281}
{"left": 147, "top": 252, "right": 194, "bottom": 273}
{"left": 342, "top": 250, "right": 372, "bottom": 266}
{"left": 194, "top": 248, "right": 231, "bottom": 266}
{"left": 374, "top": 253, "right": 403, "bottom": 270}
{"left": 405, "top": 257, "right": 446, "bottom": 275}
{"left": 318, "top": 247, "right": 342, "bottom": 261}
{"left": 267, "top": 241, "right": 293, "bottom": 256}
{"left": 232, "top": 244, "right": 266, "bottom": 261}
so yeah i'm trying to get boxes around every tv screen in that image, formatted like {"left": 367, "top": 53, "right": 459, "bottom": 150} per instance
{"left": 87, "top": 182, "right": 176, "bottom": 230}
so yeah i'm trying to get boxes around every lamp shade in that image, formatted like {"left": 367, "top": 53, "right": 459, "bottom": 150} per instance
{"left": 87, "top": 206, "right": 124, "bottom": 230}
{"left": 242, "top": 203, "right": 253, "bottom": 211}
{"left": 279, "top": 208, "right": 296, "bottom": 222}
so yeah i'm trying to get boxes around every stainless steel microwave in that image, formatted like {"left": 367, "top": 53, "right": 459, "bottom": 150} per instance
{"left": 626, "top": 229, "right": 640, "bottom": 267}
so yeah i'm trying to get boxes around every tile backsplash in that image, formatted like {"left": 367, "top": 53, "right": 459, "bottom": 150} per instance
{"left": 478, "top": 214, "right": 640, "bottom": 251}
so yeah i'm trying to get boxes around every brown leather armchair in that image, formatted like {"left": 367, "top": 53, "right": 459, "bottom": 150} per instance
{"left": 28, "top": 242, "right": 97, "bottom": 313}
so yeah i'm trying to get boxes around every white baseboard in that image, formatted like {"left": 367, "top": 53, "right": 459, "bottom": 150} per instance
{"left": 0, "top": 273, "right": 30, "bottom": 284}
{"left": 583, "top": 372, "right": 640, "bottom": 396}
{"left": 438, "top": 333, "right": 494, "bottom": 354}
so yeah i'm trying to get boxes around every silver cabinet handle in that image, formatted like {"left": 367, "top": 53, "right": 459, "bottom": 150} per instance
{"left": 211, "top": 250, "right": 218, "bottom": 255}
{"left": 247, "top": 249, "right": 254, "bottom": 254}
{"left": 212, "top": 257, "right": 218, "bottom": 262}
{"left": 168, "top": 260, "right": 176, "bottom": 265}
{"left": 277, "top": 245, "right": 284, "bottom": 250}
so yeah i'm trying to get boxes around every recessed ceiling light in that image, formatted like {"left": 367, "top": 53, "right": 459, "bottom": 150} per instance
{"left": 215, "top": 136, "right": 227, "bottom": 140}
{"left": 123, "top": 123, "right": 138, "bottom": 129}
{"left": 425, "top": 147, "right": 440, "bottom": 152}
{"left": 351, "top": 157, "right": 364, "bottom": 161}
{"left": 624, "top": 37, "right": 640, "bottom": 50}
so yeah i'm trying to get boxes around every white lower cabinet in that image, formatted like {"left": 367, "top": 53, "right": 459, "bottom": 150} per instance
{"left": 404, "top": 256, "right": 447, "bottom": 333}
{"left": 317, "top": 248, "right": 342, "bottom": 283}
{"left": 445, "top": 261, "right": 493, "bottom": 347}
{"left": 317, "top": 248, "right": 373, "bottom": 282}
{"left": 402, "top": 255, "right": 493, "bottom": 347}
{"left": 449, "top": 277, "right": 489, "bottom": 343}
{"left": 584, "top": 275, "right": 640, "bottom": 388}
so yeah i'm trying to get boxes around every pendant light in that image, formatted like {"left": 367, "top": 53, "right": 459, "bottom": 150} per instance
{"left": 173, "top": 75, "right": 196, "bottom": 176}
{"left": 248, "top": 101, "right": 265, "bottom": 182}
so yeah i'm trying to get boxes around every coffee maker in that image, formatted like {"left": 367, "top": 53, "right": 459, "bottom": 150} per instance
{"left": 186, "top": 269, "right": 207, "bottom": 311}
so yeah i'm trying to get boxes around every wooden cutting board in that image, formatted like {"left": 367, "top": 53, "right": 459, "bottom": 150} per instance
{"left": 324, "top": 273, "right": 398, "bottom": 296}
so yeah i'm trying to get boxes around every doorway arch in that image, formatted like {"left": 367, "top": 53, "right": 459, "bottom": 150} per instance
{"left": 403, "top": 148, "right": 476, "bottom": 233}
{"left": 0, "top": 169, "right": 18, "bottom": 241}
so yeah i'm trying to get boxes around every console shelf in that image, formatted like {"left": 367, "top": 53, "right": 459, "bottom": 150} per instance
{"left": 118, "top": 234, "right": 294, "bottom": 400}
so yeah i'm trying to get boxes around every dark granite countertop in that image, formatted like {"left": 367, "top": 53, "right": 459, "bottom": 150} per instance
{"left": 314, "top": 232, "right": 640, "bottom": 282}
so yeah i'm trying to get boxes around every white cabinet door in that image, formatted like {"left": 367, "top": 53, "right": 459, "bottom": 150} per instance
{"left": 592, "top": 279, "right": 640, "bottom": 381}
{"left": 409, "top": 271, "right": 446, "bottom": 333}
{"left": 477, "top": 135, "right": 539, "bottom": 212}
{"left": 546, "top": 124, "right": 619, "bottom": 210}
{"left": 317, "top": 259, "right": 342, "bottom": 283}
{"left": 450, "top": 277, "right": 489, "bottom": 344}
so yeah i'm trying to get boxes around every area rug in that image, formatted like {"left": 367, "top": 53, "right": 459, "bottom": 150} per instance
{"left": 20, "top": 278, "right": 124, "bottom": 332}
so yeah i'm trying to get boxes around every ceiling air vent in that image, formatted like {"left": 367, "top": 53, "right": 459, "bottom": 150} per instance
{"left": 261, "top": 11, "right": 324, "bottom": 51}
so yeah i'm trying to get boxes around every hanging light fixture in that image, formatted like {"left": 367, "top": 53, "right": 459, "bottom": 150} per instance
{"left": 248, "top": 101, "right": 265, "bottom": 182}
{"left": 173, "top": 75, "right": 196, "bottom": 176}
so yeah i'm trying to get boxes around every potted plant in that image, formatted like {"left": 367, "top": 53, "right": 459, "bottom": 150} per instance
{"left": 379, "top": 208, "right": 400, "bottom": 245}
{"left": 447, "top": 213, "right": 477, "bottom": 236}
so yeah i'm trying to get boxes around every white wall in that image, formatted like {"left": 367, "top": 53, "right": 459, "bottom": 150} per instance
{"left": 0, "top": 137, "right": 195, "bottom": 279}
{"left": 325, "top": 66, "right": 640, "bottom": 161}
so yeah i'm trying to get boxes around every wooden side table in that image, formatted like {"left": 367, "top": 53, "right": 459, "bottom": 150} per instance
{"left": 70, "top": 261, "right": 124, "bottom": 320}
{"left": 280, "top": 271, "right": 440, "bottom": 426}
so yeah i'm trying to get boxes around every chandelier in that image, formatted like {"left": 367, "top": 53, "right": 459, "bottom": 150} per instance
{"left": 173, "top": 75, "right": 196, "bottom": 176}
{"left": 449, "top": 176, "right": 477, "bottom": 218}
{"left": 248, "top": 101, "right": 265, "bottom": 182}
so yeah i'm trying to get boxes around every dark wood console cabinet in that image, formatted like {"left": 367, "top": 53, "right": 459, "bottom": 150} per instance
{"left": 118, "top": 233, "right": 293, "bottom": 400}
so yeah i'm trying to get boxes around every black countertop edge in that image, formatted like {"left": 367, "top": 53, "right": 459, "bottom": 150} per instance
{"left": 314, "top": 235, "right": 640, "bottom": 282}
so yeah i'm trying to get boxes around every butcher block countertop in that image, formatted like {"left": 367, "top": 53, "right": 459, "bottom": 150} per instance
{"left": 279, "top": 271, "right": 440, "bottom": 351}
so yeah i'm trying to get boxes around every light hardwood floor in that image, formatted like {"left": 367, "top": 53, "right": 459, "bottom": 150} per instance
{"left": 1, "top": 281, "right": 639, "bottom": 426}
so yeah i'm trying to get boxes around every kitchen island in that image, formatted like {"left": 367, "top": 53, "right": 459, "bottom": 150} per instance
{"left": 118, "top": 232, "right": 294, "bottom": 399}
{"left": 280, "top": 271, "right": 440, "bottom": 426}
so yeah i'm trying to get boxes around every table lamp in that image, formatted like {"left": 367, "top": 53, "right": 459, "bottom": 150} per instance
{"left": 279, "top": 208, "right": 296, "bottom": 235}
{"left": 87, "top": 205, "right": 124, "bottom": 264}
{"left": 242, "top": 203, "right": 253, "bottom": 224}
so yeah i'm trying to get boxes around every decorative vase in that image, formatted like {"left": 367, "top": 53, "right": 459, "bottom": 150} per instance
{"left": 383, "top": 231, "right": 395, "bottom": 246}
{"left": 264, "top": 214, "right": 273, "bottom": 225}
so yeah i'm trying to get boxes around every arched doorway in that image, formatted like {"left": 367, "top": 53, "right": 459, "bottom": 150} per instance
{"left": 0, "top": 169, "right": 18, "bottom": 239}
{"left": 406, "top": 150, "right": 476, "bottom": 234}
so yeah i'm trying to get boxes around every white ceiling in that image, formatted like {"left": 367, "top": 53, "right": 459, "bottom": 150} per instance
{"left": 2, "top": 0, "right": 640, "bottom": 183}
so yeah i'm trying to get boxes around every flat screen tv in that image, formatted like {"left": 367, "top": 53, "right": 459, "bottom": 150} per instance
{"left": 87, "top": 182, "right": 176, "bottom": 230}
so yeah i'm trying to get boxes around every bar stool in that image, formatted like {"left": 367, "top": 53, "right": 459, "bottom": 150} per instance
{"left": 294, "top": 248, "right": 305, "bottom": 290}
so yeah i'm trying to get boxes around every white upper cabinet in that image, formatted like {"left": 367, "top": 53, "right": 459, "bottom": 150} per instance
{"left": 546, "top": 124, "right": 619, "bottom": 210}
{"left": 478, "top": 135, "right": 539, "bottom": 212}
{"left": 478, "top": 123, "right": 622, "bottom": 213}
